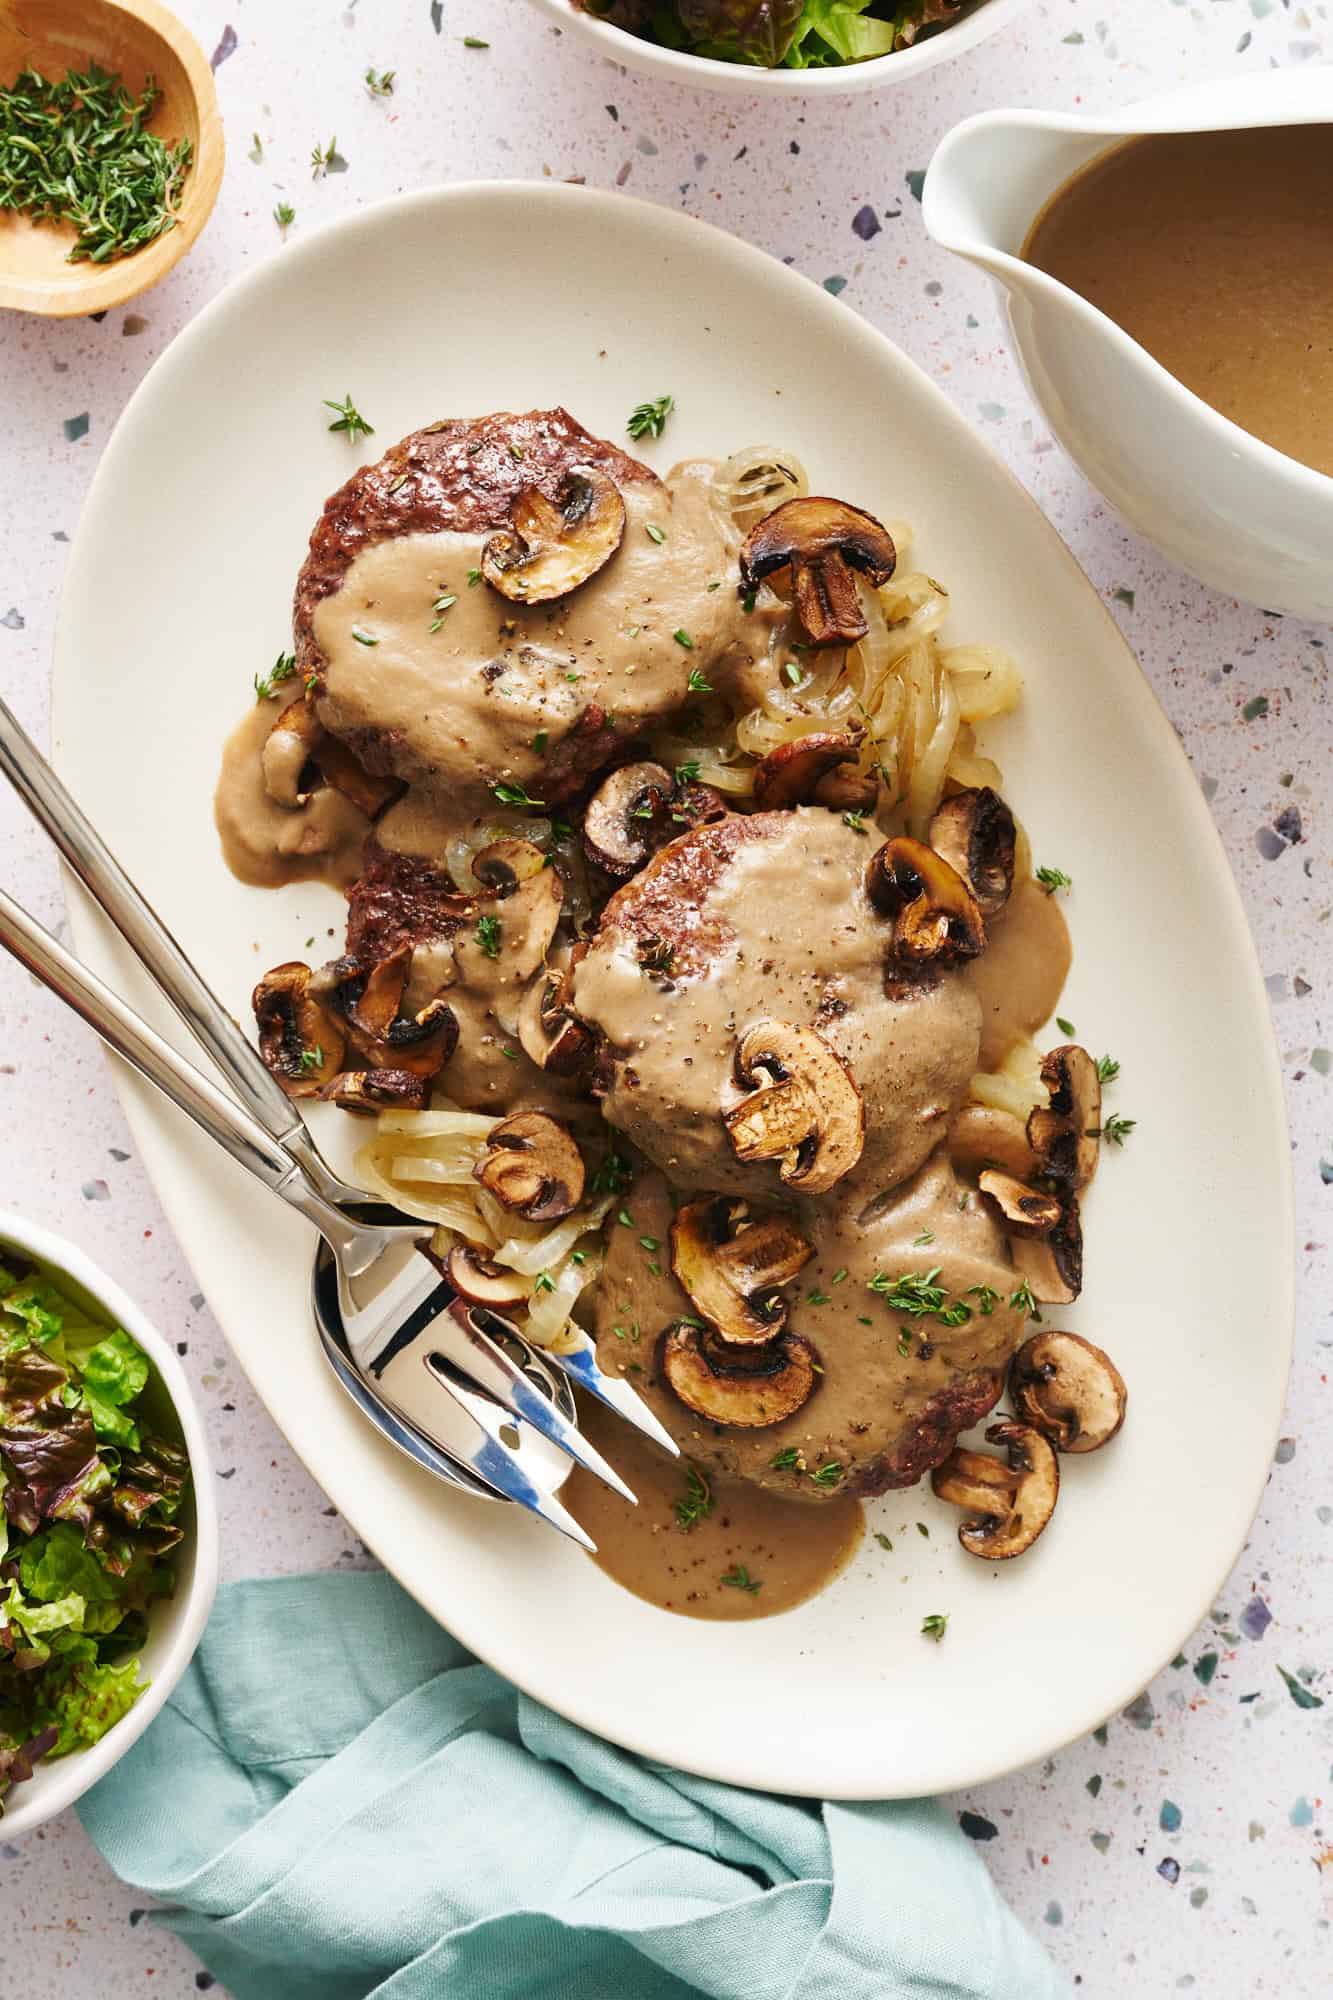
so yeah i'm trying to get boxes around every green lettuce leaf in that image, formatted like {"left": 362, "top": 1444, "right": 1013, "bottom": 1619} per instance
{"left": 784, "top": 0, "right": 898, "bottom": 61}
{"left": 606, "top": 0, "right": 964, "bottom": 65}
{"left": 80, "top": 1329, "right": 149, "bottom": 1408}
{"left": 0, "top": 1279, "right": 65, "bottom": 1353}
{"left": 33, "top": 1653, "right": 145, "bottom": 1757}
{"left": 20, "top": 1520, "right": 125, "bottom": 1611}
{"left": 9, "top": 1588, "right": 87, "bottom": 1638}
{"left": 79, "top": 1386, "right": 140, "bottom": 1449}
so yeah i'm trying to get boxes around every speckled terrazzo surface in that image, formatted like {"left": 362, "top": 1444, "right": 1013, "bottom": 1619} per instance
{"left": 1, "top": 1, "right": 1329, "bottom": 1991}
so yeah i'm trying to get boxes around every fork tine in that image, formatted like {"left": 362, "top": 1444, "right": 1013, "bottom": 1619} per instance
{"left": 546, "top": 1329, "right": 681, "bottom": 1458}
{"left": 466, "top": 1430, "right": 598, "bottom": 1550}
{"left": 370, "top": 1335, "right": 598, "bottom": 1550}
{"left": 440, "top": 1300, "right": 639, "bottom": 1504}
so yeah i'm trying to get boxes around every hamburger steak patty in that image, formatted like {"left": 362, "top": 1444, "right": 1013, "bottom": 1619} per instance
{"left": 570, "top": 807, "right": 982, "bottom": 1200}
{"left": 591, "top": 1152, "right": 1022, "bottom": 1502}
{"left": 295, "top": 409, "right": 651, "bottom": 646}
{"left": 295, "top": 408, "right": 772, "bottom": 811}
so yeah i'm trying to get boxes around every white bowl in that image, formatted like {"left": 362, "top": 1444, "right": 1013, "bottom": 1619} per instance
{"left": 924, "top": 72, "right": 1333, "bottom": 622}
{"left": 0, "top": 1210, "right": 218, "bottom": 1839}
{"left": 526, "top": 0, "right": 1032, "bottom": 95}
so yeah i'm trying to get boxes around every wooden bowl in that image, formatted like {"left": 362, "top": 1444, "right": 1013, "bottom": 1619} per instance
{"left": 0, "top": 0, "right": 222, "bottom": 317}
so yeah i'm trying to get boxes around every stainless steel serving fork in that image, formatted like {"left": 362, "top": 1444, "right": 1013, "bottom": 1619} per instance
{"left": 0, "top": 698, "right": 677, "bottom": 1545}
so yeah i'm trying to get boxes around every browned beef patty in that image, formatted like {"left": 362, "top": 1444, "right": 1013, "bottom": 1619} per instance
{"left": 295, "top": 408, "right": 654, "bottom": 680}
{"left": 590, "top": 1154, "right": 1023, "bottom": 1503}
{"left": 343, "top": 846, "right": 471, "bottom": 962}
{"left": 571, "top": 807, "right": 982, "bottom": 1199}
{"left": 293, "top": 411, "right": 768, "bottom": 814}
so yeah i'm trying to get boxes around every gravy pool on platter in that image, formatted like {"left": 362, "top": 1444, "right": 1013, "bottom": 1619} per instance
{"left": 216, "top": 405, "right": 1129, "bottom": 1619}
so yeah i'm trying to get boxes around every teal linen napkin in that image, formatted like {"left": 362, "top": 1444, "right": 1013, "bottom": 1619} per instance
{"left": 79, "top": 1572, "right": 1070, "bottom": 2000}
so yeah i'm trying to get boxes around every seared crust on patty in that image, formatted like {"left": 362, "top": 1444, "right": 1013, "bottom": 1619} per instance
{"left": 294, "top": 408, "right": 656, "bottom": 688}
{"left": 592, "top": 811, "right": 766, "bottom": 979}
{"left": 843, "top": 1372, "right": 1005, "bottom": 1496}
{"left": 344, "top": 845, "right": 471, "bottom": 961}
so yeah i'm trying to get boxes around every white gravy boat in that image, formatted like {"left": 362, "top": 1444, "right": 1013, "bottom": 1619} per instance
{"left": 924, "top": 73, "right": 1333, "bottom": 624}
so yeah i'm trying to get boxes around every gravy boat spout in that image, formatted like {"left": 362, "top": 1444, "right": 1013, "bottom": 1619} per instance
{"left": 924, "top": 73, "right": 1333, "bottom": 623}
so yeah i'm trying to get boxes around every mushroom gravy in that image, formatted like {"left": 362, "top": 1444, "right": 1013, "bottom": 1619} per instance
{"left": 215, "top": 696, "right": 370, "bottom": 890}
{"left": 964, "top": 876, "right": 1070, "bottom": 1071}
{"left": 1022, "top": 126, "right": 1333, "bottom": 480}
{"left": 310, "top": 464, "right": 771, "bottom": 814}
{"left": 590, "top": 1152, "right": 1023, "bottom": 1507}
{"left": 566, "top": 1396, "right": 863, "bottom": 1620}
{"left": 571, "top": 807, "right": 984, "bottom": 1200}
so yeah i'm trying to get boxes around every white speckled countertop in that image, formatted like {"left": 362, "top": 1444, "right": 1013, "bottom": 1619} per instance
{"left": 2, "top": 2, "right": 1329, "bottom": 1992}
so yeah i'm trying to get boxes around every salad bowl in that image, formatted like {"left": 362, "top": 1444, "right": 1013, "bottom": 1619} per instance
{"left": 525, "top": 0, "right": 1033, "bottom": 95}
{"left": 0, "top": 1210, "right": 218, "bottom": 1838}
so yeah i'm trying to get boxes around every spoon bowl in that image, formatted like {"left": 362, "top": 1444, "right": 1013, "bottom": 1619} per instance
{"left": 0, "top": 0, "right": 222, "bottom": 317}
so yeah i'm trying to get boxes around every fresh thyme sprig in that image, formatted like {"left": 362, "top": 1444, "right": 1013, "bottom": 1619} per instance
{"left": 254, "top": 653, "right": 297, "bottom": 702}
{"left": 324, "top": 393, "right": 374, "bottom": 441}
{"left": 674, "top": 1464, "right": 712, "bottom": 1530}
{"left": 589, "top": 1147, "right": 631, "bottom": 1197}
{"left": 627, "top": 394, "right": 674, "bottom": 440}
{"left": 492, "top": 781, "right": 545, "bottom": 810}
{"left": 0, "top": 64, "right": 193, "bottom": 265}
{"left": 310, "top": 136, "right": 344, "bottom": 179}
{"left": 1035, "top": 865, "right": 1072, "bottom": 895}
{"left": 868, "top": 1267, "right": 972, "bottom": 1327}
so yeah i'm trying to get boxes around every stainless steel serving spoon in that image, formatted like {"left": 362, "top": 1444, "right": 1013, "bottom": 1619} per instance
{"left": 0, "top": 698, "right": 677, "bottom": 1543}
